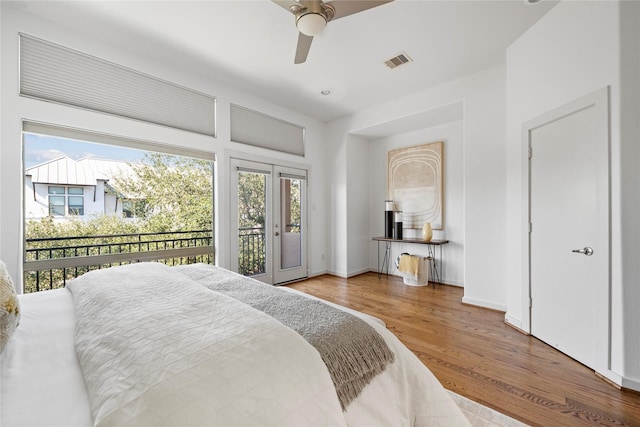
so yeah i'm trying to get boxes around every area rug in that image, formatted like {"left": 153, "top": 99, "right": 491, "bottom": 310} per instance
{"left": 448, "top": 391, "right": 530, "bottom": 427}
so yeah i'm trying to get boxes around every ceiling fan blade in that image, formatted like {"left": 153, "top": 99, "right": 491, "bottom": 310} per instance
{"left": 271, "top": 0, "right": 301, "bottom": 13}
{"left": 327, "top": 0, "right": 393, "bottom": 21}
{"left": 294, "top": 32, "right": 313, "bottom": 64}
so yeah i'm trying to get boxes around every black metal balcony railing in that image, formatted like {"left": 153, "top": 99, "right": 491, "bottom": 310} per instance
{"left": 24, "top": 225, "right": 300, "bottom": 293}
{"left": 237, "top": 224, "right": 299, "bottom": 277}
{"left": 26, "top": 230, "right": 213, "bottom": 261}
{"left": 238, "top": 227, "right": 265, "bottom": 276}
{"left": 24, "top": 230, "right": 214, "bottom": 293}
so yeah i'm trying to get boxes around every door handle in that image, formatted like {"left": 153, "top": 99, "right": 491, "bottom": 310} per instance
{"left": 275, "top": 231, "right": 280, "bottom": 237}
{"left": 572, "top": 247, "right": 593, "bottom": 256}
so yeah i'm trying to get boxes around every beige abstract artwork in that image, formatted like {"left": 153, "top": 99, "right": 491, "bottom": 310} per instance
{"left": 387, "top": 141, "right": 443, "bottom": 230}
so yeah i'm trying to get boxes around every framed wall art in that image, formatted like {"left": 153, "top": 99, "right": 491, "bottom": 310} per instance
{"left": 387, "top": 141, "right": 443, "bottom": 230}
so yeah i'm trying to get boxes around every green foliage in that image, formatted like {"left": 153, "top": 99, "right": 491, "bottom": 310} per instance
{"left": 25, "top": 214, "right": 139, "bottom": 242}
{"left": 24, "top": 154, "right": 215, "bottom": 292}
{"left": 236, "top": 171, "right": 267, "bottom": 275}
{"left": 111, "top": 153, "right": 214, "bottom": 232}
{"left": 237, "top": 171, "right": 266, "bottom": 230}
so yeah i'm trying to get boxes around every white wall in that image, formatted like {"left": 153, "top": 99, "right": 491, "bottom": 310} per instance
{"left": 618, "top": 0, "right": 640, "bottom": 389}
{"left": 460, "top": 67, "right": 507, "bottom": 310}
{"left": 327, "top": 65, "right": 508, "bottom": 310}
{"left": 324, "top": 124, "right": 348, "bottom": 277}
{"left": 368, "top": 122, "right": 464, "bottom": 286}
{"left": 346, "top": 135, "right": 372, "bottom": 276}
{"left": 505, "top": 0, "right": 640, "bottom": 389}
{"left": 0, "top": 4, "right": 329, "bottom": 289}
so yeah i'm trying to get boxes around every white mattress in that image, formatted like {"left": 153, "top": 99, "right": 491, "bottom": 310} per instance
{"left": 1, "top": 276, "right": 469, "bottom": 427}
{"left": 1, "top": 288, "right": 93, "bottom": 427}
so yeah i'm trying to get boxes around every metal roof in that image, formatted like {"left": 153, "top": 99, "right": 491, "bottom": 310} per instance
{"left": 25, "top": 156, "right": 98, "bottom": 186}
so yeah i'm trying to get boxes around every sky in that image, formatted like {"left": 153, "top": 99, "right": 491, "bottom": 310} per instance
{"left": 23, "top": 133, "right": 147, "bottom": 169}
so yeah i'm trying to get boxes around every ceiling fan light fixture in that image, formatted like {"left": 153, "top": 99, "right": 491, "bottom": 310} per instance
{"left": 296, "top": 12, "right": 327, "bottom": 36}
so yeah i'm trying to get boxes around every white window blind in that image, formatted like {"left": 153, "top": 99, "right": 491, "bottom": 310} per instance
{"left": 230, "top": 104, "right": 305, "bottom": 156}
{"left": 19, "top": 34, "right": 216, "bottom": 137}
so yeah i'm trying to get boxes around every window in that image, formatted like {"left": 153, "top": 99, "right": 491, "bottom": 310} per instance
{"left": 48, "top": 186, "right": 84, "bottom": 216}
{"left": 68, "top": 187, "right": 84, "bottom": 215}
{"left": 122, "top": 200, "right": 134, "bottom": 218}
{"left": 23, "top": 123, "right": 215, "bottom": 293}
{"left": 121, "top": 199, "right": 145, "bottom": 219}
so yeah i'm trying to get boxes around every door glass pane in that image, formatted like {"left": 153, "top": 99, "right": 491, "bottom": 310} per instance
{"left": 237, "top": 171, "right": 267, "bottom": 276}
{"left": 280, "top": 176, "right": 301, "bottom": 269}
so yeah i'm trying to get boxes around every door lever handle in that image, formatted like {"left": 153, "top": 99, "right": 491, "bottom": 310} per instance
{"left": 572, "top": 247, "right": 593, "bottom": 256}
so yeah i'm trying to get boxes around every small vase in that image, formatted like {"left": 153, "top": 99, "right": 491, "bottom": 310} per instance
{"left": 422, "top": 222, "right": 432, "bottom": 242}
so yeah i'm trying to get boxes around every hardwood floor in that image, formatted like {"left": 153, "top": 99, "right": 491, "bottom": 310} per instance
{"left": 289, "top": 273, "right": 640, "bottom": 427}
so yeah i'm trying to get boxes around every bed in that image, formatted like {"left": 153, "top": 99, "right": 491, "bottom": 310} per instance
{"left": 1, "top": 262, "right": 470, "bottom": 427}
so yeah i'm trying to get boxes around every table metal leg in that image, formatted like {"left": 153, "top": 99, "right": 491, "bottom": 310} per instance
{"left": 426, "top": 244, "right": 441, "bottom": 285}
{"left": 377, "top": 241, "right": 392, "bottom": 278}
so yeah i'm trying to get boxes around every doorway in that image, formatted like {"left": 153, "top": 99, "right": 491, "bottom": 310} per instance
{"left": 229, "top": 158, "right": 308, "bottom": 285}
{"left": 527, "top": 88, "right": 610, "bottom": 373}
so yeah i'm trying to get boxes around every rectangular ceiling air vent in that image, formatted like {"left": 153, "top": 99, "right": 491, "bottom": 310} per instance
{"left": 384, "top": 52, "right": 413, "bottom": 69}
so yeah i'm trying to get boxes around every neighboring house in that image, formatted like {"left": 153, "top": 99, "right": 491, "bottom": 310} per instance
{"left": 24, "top": 156, "right": 137, "bottom": 221}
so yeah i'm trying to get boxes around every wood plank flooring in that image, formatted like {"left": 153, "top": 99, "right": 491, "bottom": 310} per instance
{"left": 288, "top": 273, "right": 640, "bottom": 427}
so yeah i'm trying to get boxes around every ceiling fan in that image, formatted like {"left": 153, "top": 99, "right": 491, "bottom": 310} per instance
{"left": 272, "top": 0, "right": 394, "bottom": 64}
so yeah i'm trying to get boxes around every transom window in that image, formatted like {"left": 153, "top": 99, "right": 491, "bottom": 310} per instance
{"left": 48, "top": 186, "right": 84, "bottom": 216}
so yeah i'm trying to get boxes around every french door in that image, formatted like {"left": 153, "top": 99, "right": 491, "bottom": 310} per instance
{"left": 229, "top": 158, "right": 308, "bottom": 285}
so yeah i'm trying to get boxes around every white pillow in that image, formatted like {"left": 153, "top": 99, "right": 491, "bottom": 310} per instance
{"left": 0, "top": 260, "right": 20, "bottom": 353}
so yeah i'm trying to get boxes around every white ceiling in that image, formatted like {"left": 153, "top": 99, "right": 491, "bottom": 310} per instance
{"left": 11, "top": 0, "right": 557, "bottom": 123}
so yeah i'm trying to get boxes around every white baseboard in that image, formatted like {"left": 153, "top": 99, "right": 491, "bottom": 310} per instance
{"left": 309, "top": 270, "right": 326, "bottom": 278}
{"left": 325, "top": 269, "right": 347, "bottom": 278}
{"left": 369, "top": 269, "right": 465, "bottom": 287}
{"left": 594, "top": 369, "right": 640, "bottom": 393}
{"left": 504, "top": 314, "right": 524, "bottom": 331}
{"left": 462, "top": 296, "right": 507, "bottom": 312}
{"left": 323, "top": 269, "right": 377, "bottom": 278}
{"left": 347, "top": 267, "right": 371, "bottom": 278}
{"left": 621, "top": 374, "right": 640, "bottom": 392}
{"left": 441, "top": 279, "right": 464, "bottom": 287}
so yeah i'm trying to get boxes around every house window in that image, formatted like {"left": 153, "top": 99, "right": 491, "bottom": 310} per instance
{"left": 68, "top": 187, "right": 84, "bottom": 215}
{"left": 48, "top": 186, "right": 84, "bottom": 216}
{"left": 121, "top": 199, "right": 145, "bottom": 219}
{"left": 122, "top": 200, "right": 134, "bottom": 218}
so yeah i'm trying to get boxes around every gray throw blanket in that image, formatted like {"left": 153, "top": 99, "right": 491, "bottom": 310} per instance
{"left": 174, "top": 264, "right": 395, "bottom": 410}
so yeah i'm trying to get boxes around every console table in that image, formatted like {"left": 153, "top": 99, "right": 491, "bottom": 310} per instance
{"left": 372, "top": 237, "right": 449, "bottom": 284}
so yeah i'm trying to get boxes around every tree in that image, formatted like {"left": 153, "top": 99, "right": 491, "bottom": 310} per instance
{"left": 236, "top": 171, "right": 266, "bottom": 275}
{"left": 237, "top": 171, "right": 266, "bottom": 231}
{"left": 111, "top": 153, "right": 214, "bottom": 232}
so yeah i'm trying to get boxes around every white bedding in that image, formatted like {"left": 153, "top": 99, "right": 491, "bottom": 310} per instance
{"left": 1, "top": 264, "right": 470, "bottom": 427}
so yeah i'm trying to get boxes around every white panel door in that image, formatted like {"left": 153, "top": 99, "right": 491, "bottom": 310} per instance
{"left": 529, "top": 89, "right": 609, "bottom": 372}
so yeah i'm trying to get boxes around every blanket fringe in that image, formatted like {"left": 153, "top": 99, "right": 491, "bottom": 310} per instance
{"left": 321, "top": 329, "right": 395, "bottom": 409}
